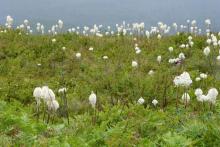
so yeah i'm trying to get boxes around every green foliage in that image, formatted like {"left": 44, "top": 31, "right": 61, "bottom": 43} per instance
{"left": 1, "top": 30, "right": 220, "bottom": 146}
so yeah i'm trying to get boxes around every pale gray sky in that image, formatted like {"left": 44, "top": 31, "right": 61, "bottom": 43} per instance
{"left": 0, "top": 0, "right": 219, "bottom": 30}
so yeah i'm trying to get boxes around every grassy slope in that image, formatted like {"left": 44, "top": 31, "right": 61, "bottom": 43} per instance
{"left": 0, "top": 30, "right": 220, "bottom": 146}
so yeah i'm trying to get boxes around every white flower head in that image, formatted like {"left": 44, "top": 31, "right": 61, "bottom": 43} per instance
{"left": 145, "top": 31, "right": 150, "bottom": 38}
{"left": 76, "top": 52, "right": 81, "bottom": 59}
{"left": 195, "top": 77, "right": 201, "bottom": 82}
{"left": 168, "top": 47, "right": 174, "bottom": 52}
{"left": 41, "top": 86, "right": 55, "bottom": 102}
{"left": 33, "top": 87, "right": 42, "bottom": 105}
{"left": 58, "top": 87, "right": 67, "bottom": 93}
{"left": 180, "top": 44, "right": 186, "bottom": 48}
{"left": 58, "top": 20, "right": 64, "bottom": 29}
{"left": 179, "top": 53, "right": 185, "bottom": 60}
{"left": 47, "top": 100, "right": 59, "bottom": 111}
{"left": 200, "top": 73, "right": 207, "bottom": 79}
{"left": 152, "top": 99, "right": 158, "bottom": 106}
{"left": 33, "top": 87, "right": 42, "bottom": 98}
{"left": 48, "top": 89, "right": 56, "bottom": 101}
{"left": 137, "top": 97, "right": 145, "bottom": 105}
{"left": 52, "top": 38, "right": 56, "bottom": 43}
{"left": 216, "top": 55, "right": 220, "bottom": 61}
{"left": 200, "top": 95, "right": 209, "bottom": 102}
{"left": 103, "top": 56, "right": 108, "bottom": 60}
{"left": 89, "top": 91, "right": 97, "bottom": 108}
{"left": 203, "top": 46, "right": 210, "bottom": 56}
{"left": 148, "top": 70, "right": 154, "bottom": 76}
{"left": 188, "top": 36, "right": 193, "bottom": 41}
{"left": 195, "top": 88, "right": 203, "bottom": 97}
{"left": 89, "top": 47, "right": 94, "bottom": 51}
{"left": 174, "top": 72, "right": 192, "bottom": 87}
{"left": 132, "top": 61, "right": 138, "bottom": 68}
{"left": 207, "top": 88, "right": 218, "bottom": 104}
{"left": 136, "top": 49, "right": 141, "bottom": 54}
{"left": 41, "top": 86, "right": 49, "bottom": 101}
{"left": 205, "top": 19, "right": 211, "bottom": 26}
{"left": 157, "top": 55, "right": 162, "bottom": 63}
{"left": 157, "top": 34, "right": 161, "bottom": 39}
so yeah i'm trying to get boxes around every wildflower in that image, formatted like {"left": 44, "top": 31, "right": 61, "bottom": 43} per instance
{"left": 195, "top": 77, "right": 201, "bottom": 81}
{"left": 168, "top": 47, "right": 173, "bottom": 52}
{"left": 174, "top": 72, "right": 192, "bottom": 87}
{"left": 195, "top": 88, "right": 204, "bottom": 102}
{"left": 137, "top": 97, "right": 145, "bottom": 104}
{"left": 148, "top": 70, "right": 154, "bottom": 75}
{"left": 206, "top": 39, "right": 212, "bottom": 45}
{"left": 178, "top": 53, "right": 185, "bottom": 60}
{"left": 200, "top": 94, "right": 209, "bottom": 102}
{"left": 207, "top": 88, "right": 218, "bottom": 104}
{"left": 136, "top": 49, "right": 141, "bottom": 54}
{"left": 132, "top": 61, "right": 138, "bottom": 67}
{"left": 157, "top": 56, "right": 162, "bottom": 63}
{"left": 33, "top": 87, "right": 42, "bottom": 105}
{"left": 58, "top": 20, "right": 63, "bottom": 29}
{"left": 152, "top": 99, "right": 158, "bottom": 106}
{"left": 58, "top": 88, "right": 67, "bottom": 93}
{"left": 52, "top": 38, "right": 56, "bottom": 43}
{"left": 103, "top": 56, "right": 108, "bottom": 60}
{"left": 6, "top": 15, "right": 13, "bottom": 28}
{"left": 89, "top": 47, "right": 94, "bottom": 51}
{"left": 217, "top": 55, "right": 220, "bottom": 61}
{"left": 76, "top": 52, "right": 81, "bottom": 59}
{"left": 180, "top": 44, "right": 185, "bottom": 48}
{"left": 157, "top": 34, "right": 161, "bottom": 39}
{"left": 188, "top": 36, "right": 193, "bottom": 41}
{"left": 89, "top": 91, "right": 97, "bottom": 108}
{"left": 205, "top": 19, "right": 211, "bottom": 27}
{"left": 47, "top": 100, "right": 59, "bottom": 111}
{"left": 24, "top": 19, "right": 29, "bottom": 26}
{"left": 200, "top": 73, "right": 207, "bottom": 79}
{"left": 203, "top": 46, "right": 210, "bottom": 56}
{"left": 41, "top": 86, "right": 55, "bottom": 102}
{"left": 145, "top": 31, "right": 150, "bottom": 39}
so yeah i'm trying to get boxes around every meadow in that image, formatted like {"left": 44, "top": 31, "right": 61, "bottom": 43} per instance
{"left": 1, "top": 18, "right": 220, "bottom": 146}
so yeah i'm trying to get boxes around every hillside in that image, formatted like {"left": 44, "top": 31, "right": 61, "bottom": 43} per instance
{"left": 1, "top": 29, "right": 220, "bottom": 146}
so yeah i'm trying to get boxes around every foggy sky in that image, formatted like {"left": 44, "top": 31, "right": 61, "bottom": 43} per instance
{"left": 0, "top": 0, "right": 219, "bottom": 29}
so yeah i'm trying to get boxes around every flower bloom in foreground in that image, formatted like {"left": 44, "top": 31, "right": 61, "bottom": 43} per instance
{"left": 47, "top": 100, "right": 59, "bottom": 111}
{"left": 173, "top": 72, "right": 192, "bottom": 87}
{"left": 207, "top": 88, "right": 218, "bottom": 104}
{"left": 195, "top": 88, "right": 218, "bottom": 104}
